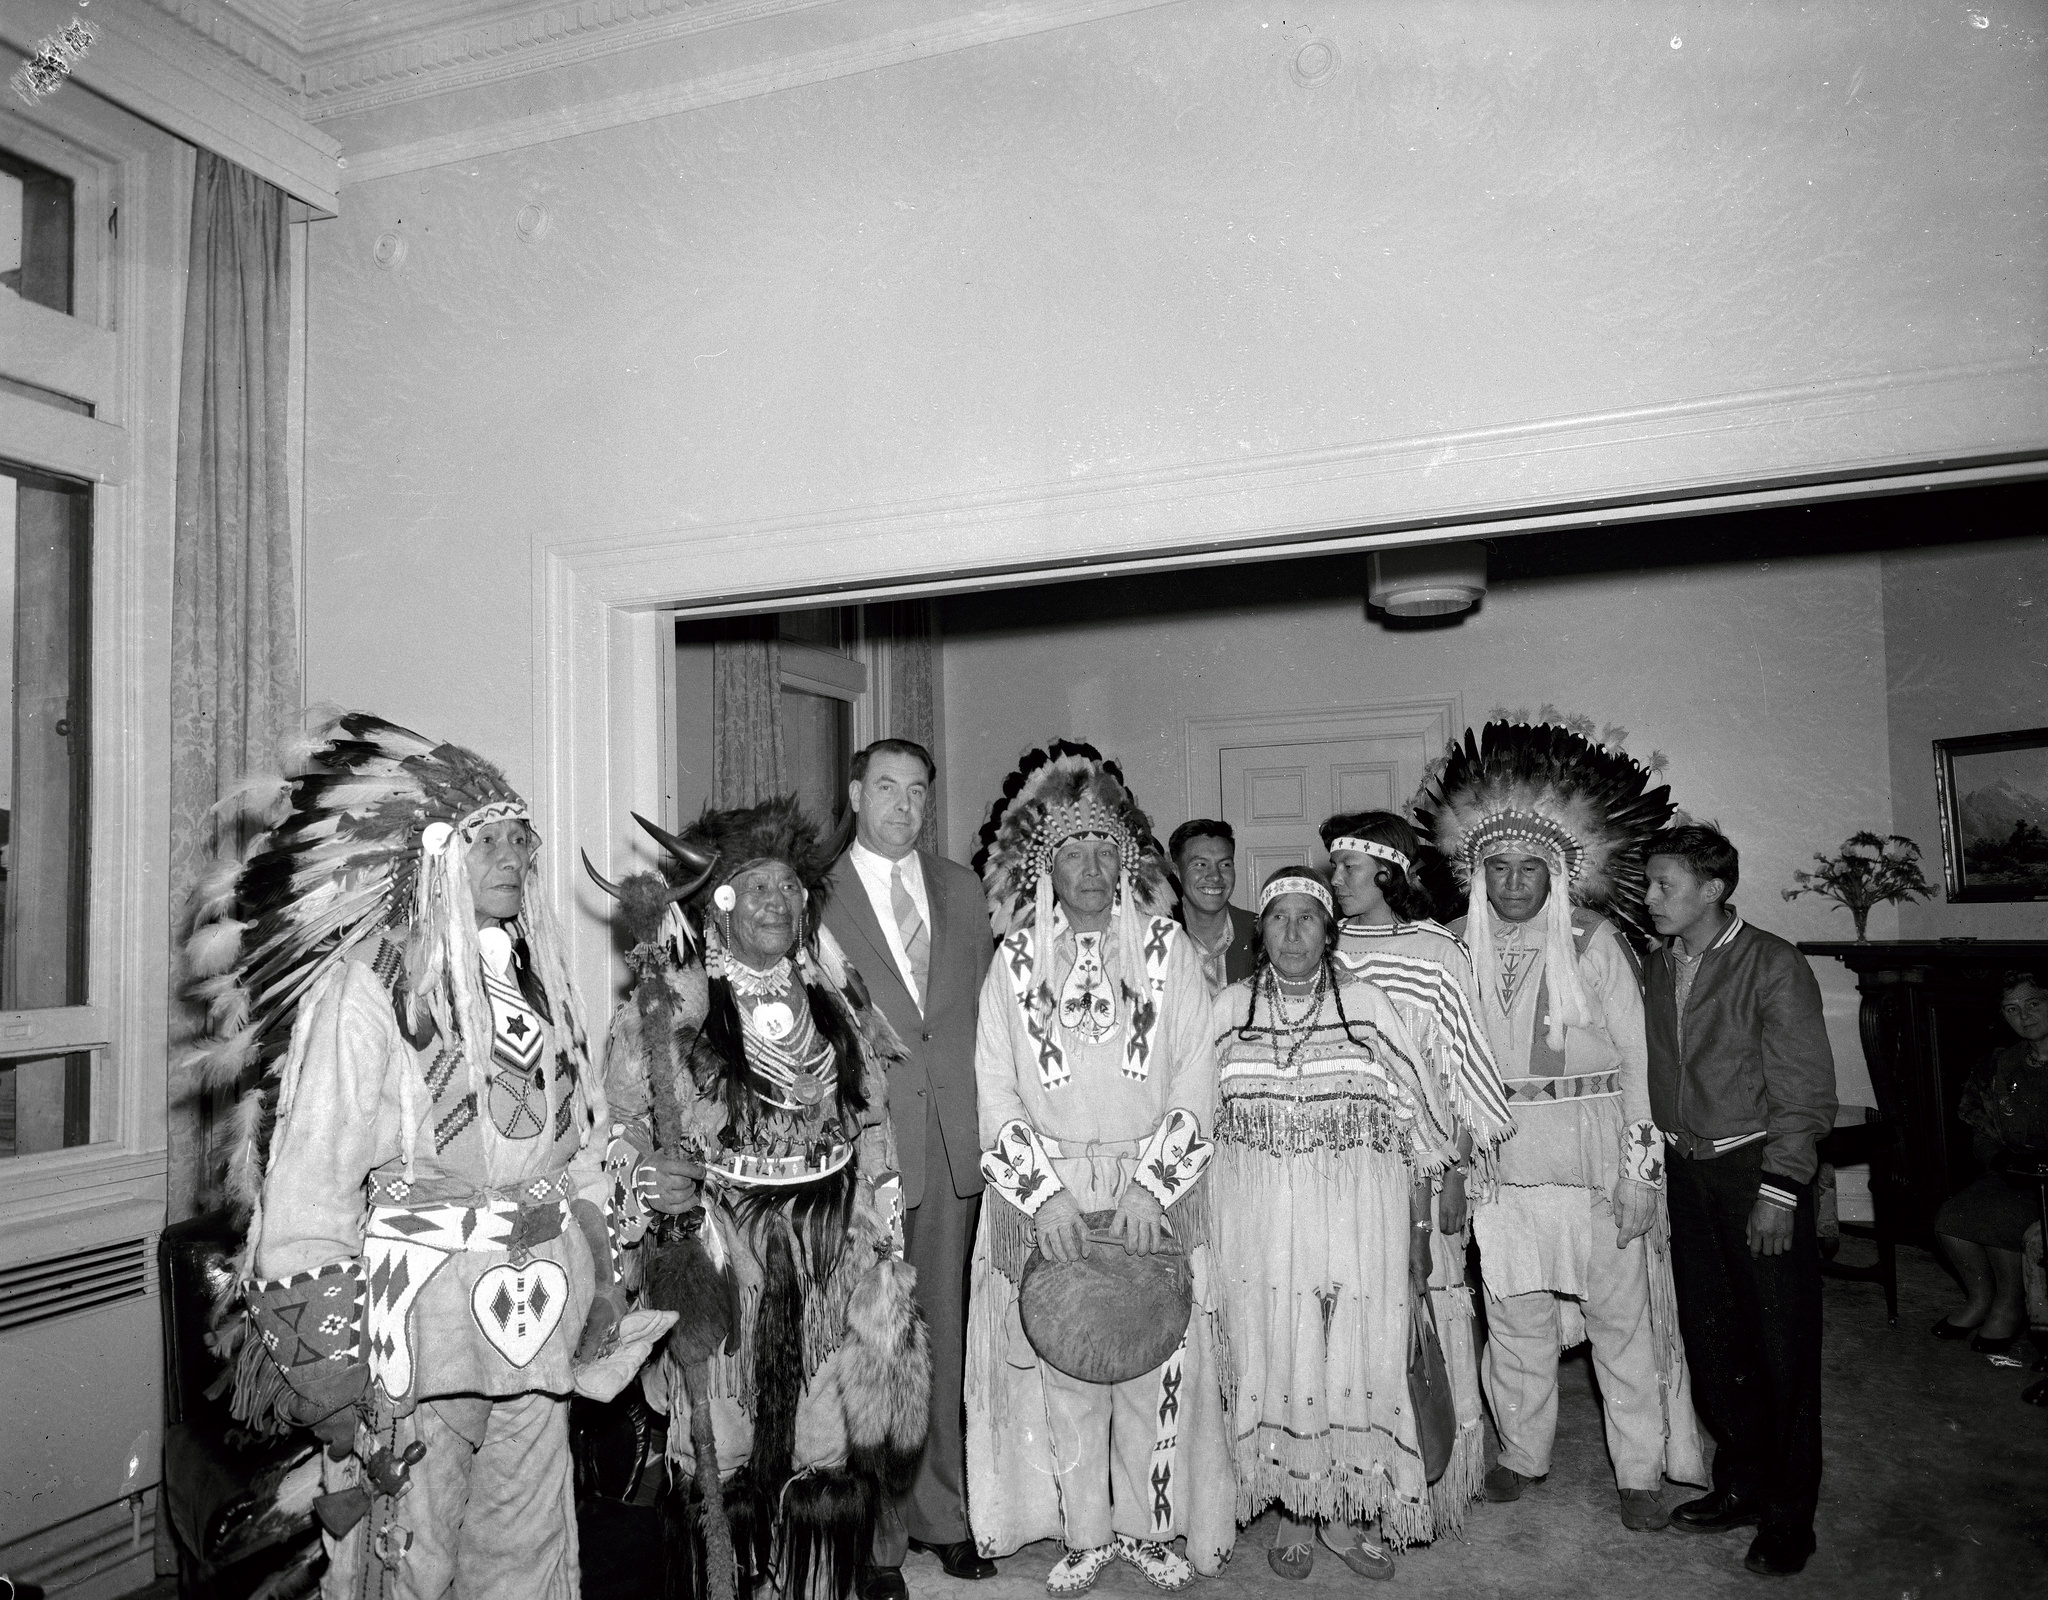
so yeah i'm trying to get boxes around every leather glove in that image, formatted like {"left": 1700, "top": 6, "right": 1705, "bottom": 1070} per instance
{"left": 1111, "top": 1185, "right": 1168, "bottom": 1256}
{"left": 1032, "top": 1190, "right": 1087, "bottom": 1263}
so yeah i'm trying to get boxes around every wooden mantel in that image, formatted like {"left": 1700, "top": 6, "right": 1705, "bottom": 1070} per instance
{"left": 1800, "top": 938, "right": 2048, "bottom": 1245}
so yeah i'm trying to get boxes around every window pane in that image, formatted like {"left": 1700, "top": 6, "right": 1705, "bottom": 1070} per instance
{"left": 778, "top": 607, "right": 849, "bottom": 652}
{"left": 0, "top": 462, "right": 91, "bottom": 1010}
{"left": 781, "top": 685, "right": 850, "bottom": 828}
{"left": 0, "top": 149, "right": 75, "bottom": 315}
{"left": 0, "top": 1050, "right": 91, "bottom": 1156}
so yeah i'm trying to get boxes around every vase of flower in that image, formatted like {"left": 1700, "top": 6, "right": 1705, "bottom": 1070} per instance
{"left": 1783, "top": 832, "right": 1933, "bottom": 941}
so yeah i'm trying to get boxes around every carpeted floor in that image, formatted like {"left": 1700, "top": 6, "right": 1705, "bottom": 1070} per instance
{"left": 123, "top": 1244, "right": 2047, "bottom": 1599}
{"left": 583, "top": 1242, "right": 2048, "bottom": 1600}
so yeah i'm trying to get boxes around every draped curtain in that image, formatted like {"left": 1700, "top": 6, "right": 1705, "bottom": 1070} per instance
{"left": 712, "top": 626, "right": 786, "bottom": 807}
{"left": 166, "top": 153, "right": 298, "bottom": 1221}
{"left": 880, "top": 600, "right": 941, "bottom": 851}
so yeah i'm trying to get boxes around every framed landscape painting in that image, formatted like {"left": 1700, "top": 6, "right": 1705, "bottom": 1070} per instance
{"left": 1933, "top": 726, "right": 2048, "bottom": 902}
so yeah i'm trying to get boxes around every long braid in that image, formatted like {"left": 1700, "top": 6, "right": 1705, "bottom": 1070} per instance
{"left": 1327, "top": 949, "right": 1377, "bottom": 1050}
{"left": 1237, "top": 941, "right": 1271, "bottom": 1041}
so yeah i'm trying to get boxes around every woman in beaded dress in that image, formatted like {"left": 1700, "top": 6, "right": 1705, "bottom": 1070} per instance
{"left": 1322, "top": 811, "right": 1515, "bottom": 1533}
{"left": 1210, "top": 867, "right": 1462, "bottom": 1582}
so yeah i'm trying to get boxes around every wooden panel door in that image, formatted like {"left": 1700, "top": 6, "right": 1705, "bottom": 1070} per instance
{"left": 1187, "top": 700, "right": 1461, "bottom": 895}
{"left": 1220, "top": 734, "right": 1426, "bottom": 888}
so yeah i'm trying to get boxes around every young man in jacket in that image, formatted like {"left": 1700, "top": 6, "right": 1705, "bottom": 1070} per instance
{"left": 1643, "top": 825, "right": 1837, "bottom": 1578}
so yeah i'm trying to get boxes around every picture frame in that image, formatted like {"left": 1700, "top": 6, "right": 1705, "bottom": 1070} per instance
{"left": 1932, "top": 725, "right": 2048, "bottom": 903}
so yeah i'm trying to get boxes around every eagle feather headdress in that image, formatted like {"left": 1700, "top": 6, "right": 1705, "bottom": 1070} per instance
{"left": 972, "top": 740, "right": 1175, "bottom": 995}
{"left": 183, "top": 712, "right": 589, "bottom": 1260}
{"left": 1411, "top": 717, "right": 1673, "bottom": 1048}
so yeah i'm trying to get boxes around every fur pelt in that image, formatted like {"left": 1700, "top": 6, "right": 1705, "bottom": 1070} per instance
{"left": 664, "top": 796, "right": 839, "bottom": 949}
{"left": 776, "top": 1468, "right": 877, "bottom": 1600}
{"left": 837, "top": 1258, "right": 931, "bottom": 1495}
{"left": 747, "top": 1217, "right": 806, "bottom": 1511}
{"left": 662, "top": 1475, "right": 770, "bottom": 1600}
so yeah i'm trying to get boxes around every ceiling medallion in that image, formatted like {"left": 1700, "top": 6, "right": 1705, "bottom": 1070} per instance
{"left": 1291, "top": 38, "right": 1339, "bottom": 88}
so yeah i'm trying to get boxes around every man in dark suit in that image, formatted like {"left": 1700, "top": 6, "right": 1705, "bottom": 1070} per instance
{"left": 825, "top": 738, "right": 998, "bottom": 1598}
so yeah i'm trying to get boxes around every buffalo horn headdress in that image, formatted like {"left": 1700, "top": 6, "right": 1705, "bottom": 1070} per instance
{"left": 1411, "top": 717, "right": 1673, "bottom": 1049}
{"left": 184, "top": 712, "right": 589, "bottom": 1257}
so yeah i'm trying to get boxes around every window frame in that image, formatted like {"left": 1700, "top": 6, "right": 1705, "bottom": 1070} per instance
{"left": 0, "top": 75, "right": 182, "bottom": 1248}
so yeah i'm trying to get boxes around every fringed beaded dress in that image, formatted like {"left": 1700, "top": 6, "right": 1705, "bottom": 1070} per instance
{"left": 1333, "top": 918, "right": 1515, "bottom": 1534}
{"left": 1209, "top": 963, "right": 1458, "bottom": 1548}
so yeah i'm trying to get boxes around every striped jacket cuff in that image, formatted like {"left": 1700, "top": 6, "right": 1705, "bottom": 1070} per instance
{"left": 1756, "top": 1173, "right": 1804, "bottom": 1211}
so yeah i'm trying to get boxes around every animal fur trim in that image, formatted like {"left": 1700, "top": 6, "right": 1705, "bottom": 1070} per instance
{"left": 775, "top": 1468, "right": 876, "bottom": 1600}
{"left": 838, "top": 1259, "right": 931, "bottom": 1494}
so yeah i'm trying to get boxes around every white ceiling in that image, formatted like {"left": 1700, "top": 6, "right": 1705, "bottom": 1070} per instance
{"left": 150, "top": 0, "right": 826, "bottom": 114}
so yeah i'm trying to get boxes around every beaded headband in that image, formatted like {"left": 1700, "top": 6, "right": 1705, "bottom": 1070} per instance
{"left": 1024, "top": 796, "right": 1140, "bottom": 891}
{"left": 1466, "top": 810, "right": 1585, "bottom": 880}
{"left": 457, "top": 798, "right": 533, "bottom": 844}
{"left": 1258, "top": 873, "right": 1335, "bottom": 917}
{"left": 1327, "top": 836, "right": 1409, "bottom": 873}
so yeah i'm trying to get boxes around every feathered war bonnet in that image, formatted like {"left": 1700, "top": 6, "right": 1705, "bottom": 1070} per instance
{"left": 1412, "top": 716, "right": 1673, "bottom": 1050}
{"left": 185, "top": 712, "right": 590, "bottom": 1242}
{"left": 972, "top": 740, "right": 1175, "bottom": 1000}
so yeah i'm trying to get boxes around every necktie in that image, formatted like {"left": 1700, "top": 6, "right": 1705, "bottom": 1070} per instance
{"left": 892, "top": 860, "right": 930, "bottom": 1011}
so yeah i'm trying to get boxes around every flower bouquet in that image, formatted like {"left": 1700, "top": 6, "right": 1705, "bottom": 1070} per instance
{"left": 1782, "top": 831, "right": 1933, "bottom": 940}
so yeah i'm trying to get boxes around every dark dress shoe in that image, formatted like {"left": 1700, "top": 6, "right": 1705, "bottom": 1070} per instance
{"left": 1745, "top": 1527, "right": 1816, "bottom": 1576}
{"left": 1970, "top": 1329, "right": 2021, "bottom": 1354}
{"left": 1931, "top": 1316, "right": 1979, "bottom": 1341}
{"left": 908, "top": 1537, "right": 998, "bottom": 1579}
{"left": 1671, "top": 1490, "right": 1762, "bottom": 1532}
{"left": 857, "top": 1564, "right": 911, "bottom": 1600}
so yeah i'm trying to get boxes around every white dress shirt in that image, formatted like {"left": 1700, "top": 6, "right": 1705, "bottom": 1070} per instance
{"left": 848, "top": 839, "right": 931, "bottom": 1006}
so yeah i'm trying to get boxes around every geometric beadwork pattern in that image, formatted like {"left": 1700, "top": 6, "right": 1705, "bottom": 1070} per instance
{"left": 470, "top": 1259, "right": 568, "bottom": 1369}
{"left": 483, "top": 965, "right": 548, "bottom": 1140}
{"left": 1146, "top": 1336, "right": 1188, "bottom": 1534}
{"left": 360, "top": 1235, "right": 449, "bottom": 1400}
{"left": 245, "top": 1258, "right": 365, "bottom": 1369}
{"left": 1503, "top": 1070, "right": 1620, "bottom": 1103}
{"left": 435, "top": 1092, "right": 479, "bottom": 1154}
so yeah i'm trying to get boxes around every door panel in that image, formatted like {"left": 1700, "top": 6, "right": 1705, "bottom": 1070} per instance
{"left": 1217, "top": 730, "right": 1437, "bottom": 885}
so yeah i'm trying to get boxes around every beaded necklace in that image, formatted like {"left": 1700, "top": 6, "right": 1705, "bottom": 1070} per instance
{"left": 1263, "top": 961, "right": 1329, "bottom": 1074}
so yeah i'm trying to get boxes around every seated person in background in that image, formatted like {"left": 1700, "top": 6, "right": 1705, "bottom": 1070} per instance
{"left": 1932, "top": 971, "right": 2048, "bottom": 1353}
{"left": 1168, "top": 818, "right": 1259, "bottom": 997}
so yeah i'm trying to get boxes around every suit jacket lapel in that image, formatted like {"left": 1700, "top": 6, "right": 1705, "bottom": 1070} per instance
{"left": 831, "top": 855, "right": 916, "bottom": 1016}
{"left": 919, "top": 848, "right": 950, "bottom": 1002}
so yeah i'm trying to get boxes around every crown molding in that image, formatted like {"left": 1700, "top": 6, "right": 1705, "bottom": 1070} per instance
{"left": 143, "top": 0, "right": 307, "bottom": 95}
{"left": 299, "top": 0, "right": 827, "bottom": 118}
{"left": 2, "top": 0, "right": 340, "bottom": 212}
{"left": 120, "top": 1, "right": 1181, "bottom": 190}
{"left": 328, "top": 0, "right": 1182, "bottom": 185}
